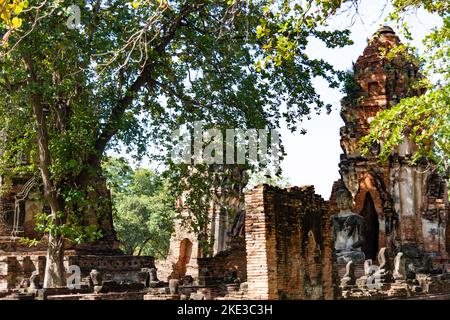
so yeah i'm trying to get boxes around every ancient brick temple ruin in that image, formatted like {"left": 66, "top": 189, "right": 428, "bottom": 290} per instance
{"left": 327, "top": 26, "right": 450, "bottom": 298}
{"left": 0, "top": 173, "right": 155, "bottom": 299}
{"left": 335, "top": 26, "right": 449, "bottom": 265}
{"left": 154, "top": 26, "right": 450, "bottom": 300}
{"left": 1, "top": 26, "right": 449, "bottom": 300}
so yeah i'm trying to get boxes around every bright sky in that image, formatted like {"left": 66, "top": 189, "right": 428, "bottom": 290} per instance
{"left": 280, "top": 0, "right": 442, "bottom": 199}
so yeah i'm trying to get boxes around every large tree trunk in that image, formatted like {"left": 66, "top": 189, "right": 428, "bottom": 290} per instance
{"left": 43, "top": 234, "right": 66, "bottom": 288}
{"left": 23, "top": 55, "right": 67, "bottom": 289}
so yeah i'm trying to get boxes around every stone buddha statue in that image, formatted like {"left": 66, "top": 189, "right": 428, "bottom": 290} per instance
{"left": 331, "top": 186, "right": 366, "bottom": 263}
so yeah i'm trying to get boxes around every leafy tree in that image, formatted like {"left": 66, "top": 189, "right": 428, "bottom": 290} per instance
{"left": 103, "top": 158, "right": 175, "bottom": 258}
{"left": 0, "top": 0, "right": 351, "bottom": 286}
{"left": 0, "top": 0, "right": 28, "bottom": 44}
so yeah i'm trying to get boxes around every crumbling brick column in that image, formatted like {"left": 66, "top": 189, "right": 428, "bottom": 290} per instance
{"left": 244, "top": 185, "right": 278, "bottom": 299}
{"left": 245, "top": 185, "right": 338, "bottom": 300}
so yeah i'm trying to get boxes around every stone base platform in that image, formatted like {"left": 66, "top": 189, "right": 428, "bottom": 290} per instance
{"left": 0, "top": 237, "right": 48, "bottom": 253}
{"left": 341, "top": 275, "right": 450, "bottom": 300}
{"left": 143, "top": 293, "right": 180, "bottom": 300}
{"left": 0, "top": 252, "right": 155, "bottom": 290}
{"left": 47, "top": 291, "right": 146, "bottom": 300}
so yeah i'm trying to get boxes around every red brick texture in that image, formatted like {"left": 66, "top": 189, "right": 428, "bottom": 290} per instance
{"left": 338, "top": 27, "right": 450, "bottom": 265}
{"left": 245, "top": 185, "right": 338, "bottom": 300}
{"left": 196, "top": 237, "right": 247, "bottom": 283}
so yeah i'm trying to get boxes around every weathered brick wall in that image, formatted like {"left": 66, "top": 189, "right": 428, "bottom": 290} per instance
{"left": 0, "top": 255, "right": 46, "bottom": 290}
{"left": 245, "top": 185, "right": 276, "bottom": 299}
{"left": 337, "top": 26, "right": 449, "bottom": 266}
{"left": 157, "top": 177, "right": 245, "bottom": 283}
{"left": 0, "top": 254, "right": 155, "bottom": 290}
{"left": 155, "top": 218, "right": 200, "bottom": 282}
{"left": 245, "top": 185, "right": 338, "bottom": 300}
{"left": 333, "top": 166, "right": 449, "bottom": 263}
{"left": 196, "top": 236, "right": 247, "bottom": 284}
{"left": 421, "top": 173, "right": 449, "bottom": 260}
{"left": 0, "top": 176, "right": 30, "bottom": 237}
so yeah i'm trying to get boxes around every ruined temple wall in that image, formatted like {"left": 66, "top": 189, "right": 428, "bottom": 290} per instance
{"left": 0, "top": 255, "right": 46, "bottom": 290}
{"left": 337, "top": 27, "right": 449, "bottom": 263}
{"left": 196, "top": 236, "right": 247, "bottom": 283}
{"left": 349, "top": 166, "right": 391, "bottom": 251}
{"left": 156, "top": 210, "right": 235, "bottom": 283}
{"left": 156, "top": 219, "right": 200, "bottom": 282}
{"left": 244, "top": 186, "right": 276, "bottom": 299}
{"left": 336, "top": 163, "right": 449, "bottom": 262}
{"left": 0, "top": 254, "right": 155, "bottom": 290}
{"left": 66, "top": 255, "right": 155, "bottom": 283}
{"left": 422, "top": 173, "right": 449, "bottom": 258}
{"left": 389, "top": 159, "right": 427, "bottom": 251}
{"left": 157, "top": 183, "right": 245, "bottom": 283}
{"left": 0, "top": 175, "right": 29, "bottom": 237}
{"left": 245, "top": 185, "right": 338, "bottom": 300}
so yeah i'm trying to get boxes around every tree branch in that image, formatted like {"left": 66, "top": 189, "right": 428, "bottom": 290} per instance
{"left": 88, "top": 2, "right": 203, "bottom": 160}
{"left": 22, "top": 53, "right": 63, "bottom": 216}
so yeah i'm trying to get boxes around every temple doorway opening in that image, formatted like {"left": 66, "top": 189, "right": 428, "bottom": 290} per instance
{"left": 176, "top": 238, "right": 193, "bottom": 278}
{"left": 360, "top": 192, "right": 379, "bottom": 260}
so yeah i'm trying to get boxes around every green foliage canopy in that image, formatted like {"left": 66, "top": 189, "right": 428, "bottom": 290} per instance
{"left": 103, "top": 157, "right": 175, "bottom": 258}
{"left": 0, "top": 0, "right": 352, "bottom": 246}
